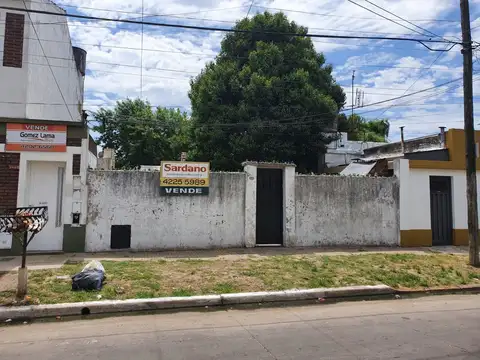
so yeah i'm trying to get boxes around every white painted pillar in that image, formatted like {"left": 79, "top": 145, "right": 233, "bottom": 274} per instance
{"left": 283, "top": 165, "right": 296, "bottom": 247}
{"left": 243, "top": 164, "right": 257, "bottom": 248}
{"left": 394, "top": 159, "right": 409, "bottom": 244}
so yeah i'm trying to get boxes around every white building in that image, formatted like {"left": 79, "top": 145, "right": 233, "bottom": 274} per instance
{"left": 0, "top": 0, "right": 96, "bottom": 254}
{"left": 324, "top": 132, "right": 386, "bottom": 172}
{"left": 394, "top": 129, "right": 479, "bottom": 247}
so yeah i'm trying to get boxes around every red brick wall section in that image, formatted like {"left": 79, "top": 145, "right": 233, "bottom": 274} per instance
{"left": 2, "top": 13, "right": 25, "bottom": 68}
{"left": 0, "top": 153, "right": 20, "bottom": 212}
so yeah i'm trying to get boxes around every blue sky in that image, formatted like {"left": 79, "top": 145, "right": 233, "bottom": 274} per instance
{"left": 56, "top": 0, "right": 480, "bottom": 141}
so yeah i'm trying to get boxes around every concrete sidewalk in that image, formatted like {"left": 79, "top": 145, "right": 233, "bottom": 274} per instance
{"left": 0, "top": 246, "right": 468, "bottom": 273}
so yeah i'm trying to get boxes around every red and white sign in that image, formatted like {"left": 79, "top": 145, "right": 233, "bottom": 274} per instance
{"left": 6, "top": 124, "right": 67, "bottom": 152}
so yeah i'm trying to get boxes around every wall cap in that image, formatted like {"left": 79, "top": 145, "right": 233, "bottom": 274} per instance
{"left": 242, "top": 161, "right": 296, "bottom": 168}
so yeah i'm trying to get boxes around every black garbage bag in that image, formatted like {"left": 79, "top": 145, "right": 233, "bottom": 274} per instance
{"left": 71, "top": 260, "right": 106, "bottom": 291}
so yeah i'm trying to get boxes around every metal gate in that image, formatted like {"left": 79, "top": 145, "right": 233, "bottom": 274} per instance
{"left": 256, "top": 168, "right": 283, "bottom": 246}
{"left": 430, "top": 176, "right": 453, "bottom": 246}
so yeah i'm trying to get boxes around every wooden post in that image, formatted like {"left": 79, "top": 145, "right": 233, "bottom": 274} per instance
{"left": 460, "top": 0, "right": 480, "bottom": 266}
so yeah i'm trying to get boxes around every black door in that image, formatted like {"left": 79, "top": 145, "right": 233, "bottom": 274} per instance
{"left": 430, "top": 176, "right": 453, "bottom": 246}
{"left": 256, "top": 169, "right": 283, "bottom": 245}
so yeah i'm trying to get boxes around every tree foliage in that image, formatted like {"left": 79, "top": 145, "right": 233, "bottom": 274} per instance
{"left": 92, "top": 99, "right": 190, "bottom": 169}
{"left": 189, "top": 12, "right": 346, "bottom": 172}
{"left": 337, "top": 113, "right": 390, "bottom": 142}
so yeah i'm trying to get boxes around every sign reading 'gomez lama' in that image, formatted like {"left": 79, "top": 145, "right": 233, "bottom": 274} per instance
{"left": 160, "top": 161, "right": 210, "bottom": 195}
{"left": 6, "top": 124, "right": 67, "bottom": 152}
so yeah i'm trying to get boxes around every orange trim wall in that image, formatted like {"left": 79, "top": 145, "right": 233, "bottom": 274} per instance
{"left": 409, "top": 129, "right": 480, "bottom": 170}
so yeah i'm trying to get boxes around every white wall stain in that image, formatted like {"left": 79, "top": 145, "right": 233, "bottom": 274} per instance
{"left": 86, "top": 171, "right": 247, "bottom": 251}
{"left": 294, "top": 175, "right": 400, "bottom": 246}
{"left": 87, "top": 169, "right": 403, "bottom": 251}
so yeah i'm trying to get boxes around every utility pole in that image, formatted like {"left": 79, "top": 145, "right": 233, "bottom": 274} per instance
{"left": 351, "top": 70, "right": 355, "bottom": 118}
{"left": 460, "top": 0, "right": 480, "bottom": 266}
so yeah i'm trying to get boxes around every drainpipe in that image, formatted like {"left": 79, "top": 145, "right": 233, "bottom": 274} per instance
{"left": 400, "top": 126, "right": 405, "bottom": 154}
{"left": 439, "top": 126, "right": 446, "bottom": 148}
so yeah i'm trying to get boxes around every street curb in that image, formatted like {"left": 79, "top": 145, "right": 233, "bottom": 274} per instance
{"left": 0, "top": 285, "right": 393, "bottom": 321}
{"left": 395, "top": 284, "right": 480, "bottom": 296}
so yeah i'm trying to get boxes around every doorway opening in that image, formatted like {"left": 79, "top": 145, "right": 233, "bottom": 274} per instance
{"left": 26, "top": 161, "right": 65, "bottom": 251}
{"left": 429, "top": 176, "right": 453, "bottom": 246}
{"left": 256, "top": 168, "right": 283, "bottom": 246}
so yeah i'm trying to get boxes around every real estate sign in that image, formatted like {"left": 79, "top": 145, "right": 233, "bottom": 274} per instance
{"left": 160, "top": 161, "right": 210, "bottom": 195}
{"left": 6, "top": 124, "right": 67, "bottom": 152}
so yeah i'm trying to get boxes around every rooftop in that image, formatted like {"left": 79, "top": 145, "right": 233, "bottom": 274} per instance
{"left": 360, "top": 133, "right": 443, "bottom": 162}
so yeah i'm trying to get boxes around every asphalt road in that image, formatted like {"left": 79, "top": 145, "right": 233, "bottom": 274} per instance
{"left": 0, "top": 295, "right": 479, "bottom": 359}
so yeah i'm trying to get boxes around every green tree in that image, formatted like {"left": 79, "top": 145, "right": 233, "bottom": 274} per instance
{"left": 92, "top": 99, "right": 190, "bottom": 168}
{"left": 189, "top": 12, "right": 345, "bottom": 172}
{"left": 337, "top": 113, "right": 389, "bottom": 142}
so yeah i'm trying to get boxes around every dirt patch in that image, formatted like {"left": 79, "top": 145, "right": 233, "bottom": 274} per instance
{"left": 0, "top": 272, "right": 16, "bottom": 292}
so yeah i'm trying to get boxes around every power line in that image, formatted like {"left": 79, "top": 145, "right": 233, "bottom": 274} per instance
{"left": 0, "top": 32, "right": 442, "bottom": 54}
{"left": 246, "top": 0, "right": 255, "bottom": 18}
{"left": 375, "top": 44, "right": 455, "bottom": 117}
{"left": 340, "top": 63, "right": 461, "bottom": 72}
{"left": 0, "top": 49, "right": 463, "bottom": 74}
{"left": 19, "top": 55, "right": 464, "bottom": 88}
{"left": 85, "top": 106, "right": 479, "bottom": 132}
{"left": 84, "top": 76, "right": 478, "bottom": 128}
{"left": 21, "top": 0, "right": 459, "bottom": 24}
{"left": 21, "top": 0, "right": 249, "bottom": 21}
{"left": 3, "top": 17, "right": 449, "bottom": 38}
{"left": 252, "top": 5, "right": 458, "bottom": 23}
{"left": 356, "top": 77, "right": 478, "bottom": 116}
{"left": 348, "top": 75, "right": 479, "bottom": 116}
{"left": 0, "top": 100, "right": 188, "bottom": 107}
{"left": 345, "top": 0, "right": 446, "bottom": 40}
{"left": 82, "top": 78, "right": 479, "bottom": 130}
{"left": 21, "top": 0, "right": 74, "bottom": 121}
{"left": 0, "top": 6, "right": 459, "bottom": 47}
{"left": 16, "top": 58, "right": 472, "bottom": 97}
{"left": 0, "top": 58, "right": 193, "bottom": 80}
{"left": 140, "top": 0, "right": 144, "bottom": 99}
{"left": 361, "top": 0, "right": 452, "bottom": 41}
{"left": 358, "top": 84, "right": 462, "bottom": 114}
{"left": 83, "top": 100, "right": 476, "bottom": 110}
{"left": 351, "top": 75, "right": 468, "bottom": 110}
{"left": 82, "top": 78, "right": 480, "bottom": 130}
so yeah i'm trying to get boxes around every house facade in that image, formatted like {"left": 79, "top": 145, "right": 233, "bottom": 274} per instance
{"left": 343, "top": 127, "right": 480, "bottom": 247}
{"left": 0, "top": 0, "right": 96, "bottom": 254}
{"left": 395, "top": 129, "right": 480, "bottom": 247}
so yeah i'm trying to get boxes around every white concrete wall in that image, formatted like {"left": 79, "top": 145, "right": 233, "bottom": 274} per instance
{"left": 283, "top": 166, "right": 296, "bottom": 246}
{"left": 0, "top": 0, "right": 84, "bottom": 122}
{"left": 243, "top": 165, "right": 256, "bottom": 248}
{"left": 86, "top": 171, "right": 247, "bottom": 251}
{"left": 88, "top": 151, "right": 97, "bottom": 170}
{"left": 295, "top": 175, "right": 400, "bottom": 246}
{"left": 0, "top": 145, "right": 9, "bottom": 248}
{"left": 0, "top": 0, "right": 29, "bottom": 119}
{"left": 325, "top": 152, "right": 360, "bottom": 167}
{"left": 395, "top": 159, "right": 480, "bottom": 231}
